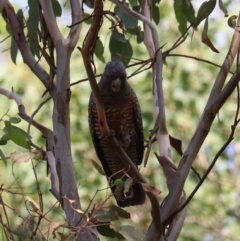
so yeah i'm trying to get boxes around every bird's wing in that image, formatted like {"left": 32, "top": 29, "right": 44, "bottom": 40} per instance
{"left": 88, "top": 94, "right": 113, "bottom": 178}
{"left": 132, "top": 92, "right": 144, "bottom": 165}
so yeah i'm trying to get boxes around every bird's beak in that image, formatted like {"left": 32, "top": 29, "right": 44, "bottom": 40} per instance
{"left": 111, "top": 78, "right": 121, "bottom": 92}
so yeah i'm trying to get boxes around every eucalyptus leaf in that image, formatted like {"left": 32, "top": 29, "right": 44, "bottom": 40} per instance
{"left": 219, "top": 0, "right": 228, "bottom": 17}
{"left": 174, "top": 2, "right": 187, "bottom": 34}
{"left": 114, "top": 3, "right": 138, "bottom": 29}
{"left": 52, "top": 0, "right": 62, "bottom": 17}
{"left": 16, "top": 9, "right": 24, "bottom": 26}
{"left": 193, "top": 0, "right": 216, "bottom": 28}
{"left": 9, "top": 117, "right": 21, "bottom": 124}
{"left": 152, "top": 4, "right": 160, "bottom": 25}
{"left": 0, "top": 149, "right": 7, "bottom": 165}
{"left": 3, "top": 121, "right": 31, "bottom": 149}
{"left": 28, "top": 0, "right": 40, "bottom": 21}
{"left": 10, "top": 37, "right": 18, "bottom": 64}
{"left": 112, "top": 30, "right": 127, "bottom": 43}
{"left": 109, "top": 204, "right": 130, "bottom": 219}
{"left": 91, "top": 160, "right": 105, "bottom": 176}
{"left": 94, "top": 39, "right": 105, "bottom": 63}
{"left": 96, "top": 223, "right": 123, "bottom": 239}
{"left": 109, "top": 35, "right": 133, "bottom": 66}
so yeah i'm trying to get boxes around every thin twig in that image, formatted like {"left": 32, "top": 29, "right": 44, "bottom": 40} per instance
{"left": 0, "top": 194, "right": 14, "bottom": 241}
{"left": 27, "top": 96, "right": 51, "bottom": 135}
{"left": 167, "top": 54, "right": 234, "bottom": 74}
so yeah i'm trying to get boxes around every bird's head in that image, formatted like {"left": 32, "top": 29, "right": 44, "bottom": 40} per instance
{"left": 99, "top": 59, "right": 128, "bottom": 94}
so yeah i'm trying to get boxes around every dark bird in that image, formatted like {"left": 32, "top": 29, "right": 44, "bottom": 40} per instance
{"left": 88, "top": 59, "right": 145, "bottom": 207}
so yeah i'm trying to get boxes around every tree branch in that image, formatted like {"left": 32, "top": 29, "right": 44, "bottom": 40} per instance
{"left": 39, "top": 0, "right": 63, "bottom": 45}
{"left": 161, "top": 12, "right": 240, "bottom": 225}
{"left": 46, "top": 151, "right": 60, "bottom": 201}
{"left": 0, "top": 88, "right": 52, "bottom": 138}
{"left": 68, "top": 0, "right": 82, "bottom": 47}
{"left": 207, "top": 14, "right": 240, "bottom": 98}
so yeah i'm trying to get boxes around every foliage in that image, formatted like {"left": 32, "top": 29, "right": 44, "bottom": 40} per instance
{"left": 0, "top": 0, "right": 240, "bottom": 241}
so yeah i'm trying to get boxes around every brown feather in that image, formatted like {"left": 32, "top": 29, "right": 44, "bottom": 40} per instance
{"left": 88, "top": 59, "right": 145, "bottom": 207}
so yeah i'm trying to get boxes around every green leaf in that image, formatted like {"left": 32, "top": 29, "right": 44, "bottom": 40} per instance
{"left": 113, "top": 179, "right": 124, "bottom": 187}
{"left": 219, "top": 0, "right": 228, "bottom": 17}
{"left": 83, "top": 0, "right": 94, "bottom": 8}
{"left": 3, "top": 121, "right": 31, "bottom": 149}
{"left": 137, "top": 30, "right": 143, "bottom": 44}
{"left": 193, "top": 0, "right": 216, "bottom": 28}
{"left": 0, "top": 149, "right": 7, "bottom": 165}
{"left": 153, "top": 0, "right": 161, "bottom": 4}
{"left": 126, "top": 26, "right": 143, "bottom": 44}
{"left": 94, "top": 39, "right": 105, "bottom": 63}
{"left": 152, "top": 4, "right": 160, "bottom": 25}
{"left": 182, "top": 2, "right": 195, "bottom": 24}
{"left": 10, "top": 37, "right": 18, "bottom": 64}
{"left": 124, "top": 178, "right": 133, "bottom": 195}
{"left": 52, "top": 0, "right": 62, "bottom": 17}
{"left": 0, "top": 133, "right": 9, "bottom": 145}
{"left": 96, "top": 223, "right": 124, "bottom": 239}
{"left": 174, "top": 1, "right": 195, "bottom": 34}
{"left": 91, "top": 160, "right": 105, "bottom": 176}
{"left": 26, "top": 18, "right": 40, "bottom": 58}
{"left": 9, "top": 117, "right": 21, "bottom": 124}
{"left": 0, "top": 139, "right": 8, "bottom": 145}
{"left": 174, "top": 3, "right": 187, "bottom": 34}
{"left": 16, "top": 9, "right": 24, "bottom": 26}
{"left": 95, "top": 209, "right": 112, "bottom": 222}
{"left": 4, "top": 120, "right": 11, "bottom": 132}
{"left": 120, "top": 225, "right": 148, "bottom": 241}
{"left": 129, "top": 0, "right": 138, "bottom": 7}
{"left": 83, "top": 13, "right": 92, "bottom": 24}
{"left": 95, "top": 205, "right": 130, "bottom": 223}
{"left": 112, "top": 30, "right": 127, "bottom": 43}
{"left": 126, "top": 26, "right": 139, "bottom": 36}
{"left": 12, "top": 229, "right": 27, "bottom": 238}
{"left": 9, "top": 128, "right": 29, "bottom": 149}
{"left": 27, "top": 1, "right": 41, "bottom": 57}
{"left": 114, "top": 3, "right": 138, "bottom": 29}
{"left": 113, "top": 179, "right": 124, "bottom": 200}
{"left": 28, "top": 0, "right": 39, "bottom": 21}
{"left": 227, "top": 15, "right": 237, "bottom": 29}
{"left": 109, "top": 34, "right": 133, "bottom": 66}
{"left": 10, "top": 126, "right": 32, "bottom": 140}
{"left": 109, "top": 205, "right": 130, "bottom": 219}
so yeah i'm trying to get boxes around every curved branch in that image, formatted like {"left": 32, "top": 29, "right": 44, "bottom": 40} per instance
{"left": 0, "top": 88, "right": 52, "bottom": 138}
{"left": 68, "top": 0, "right": 82, "bottom": 47}
{"left": 167, "top": 54, "right": 229, "bottom": 72}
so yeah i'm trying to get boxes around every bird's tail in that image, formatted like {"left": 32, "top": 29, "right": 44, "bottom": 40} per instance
{"left": 113, "top": 182, "right": 146, "bottom": 208}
